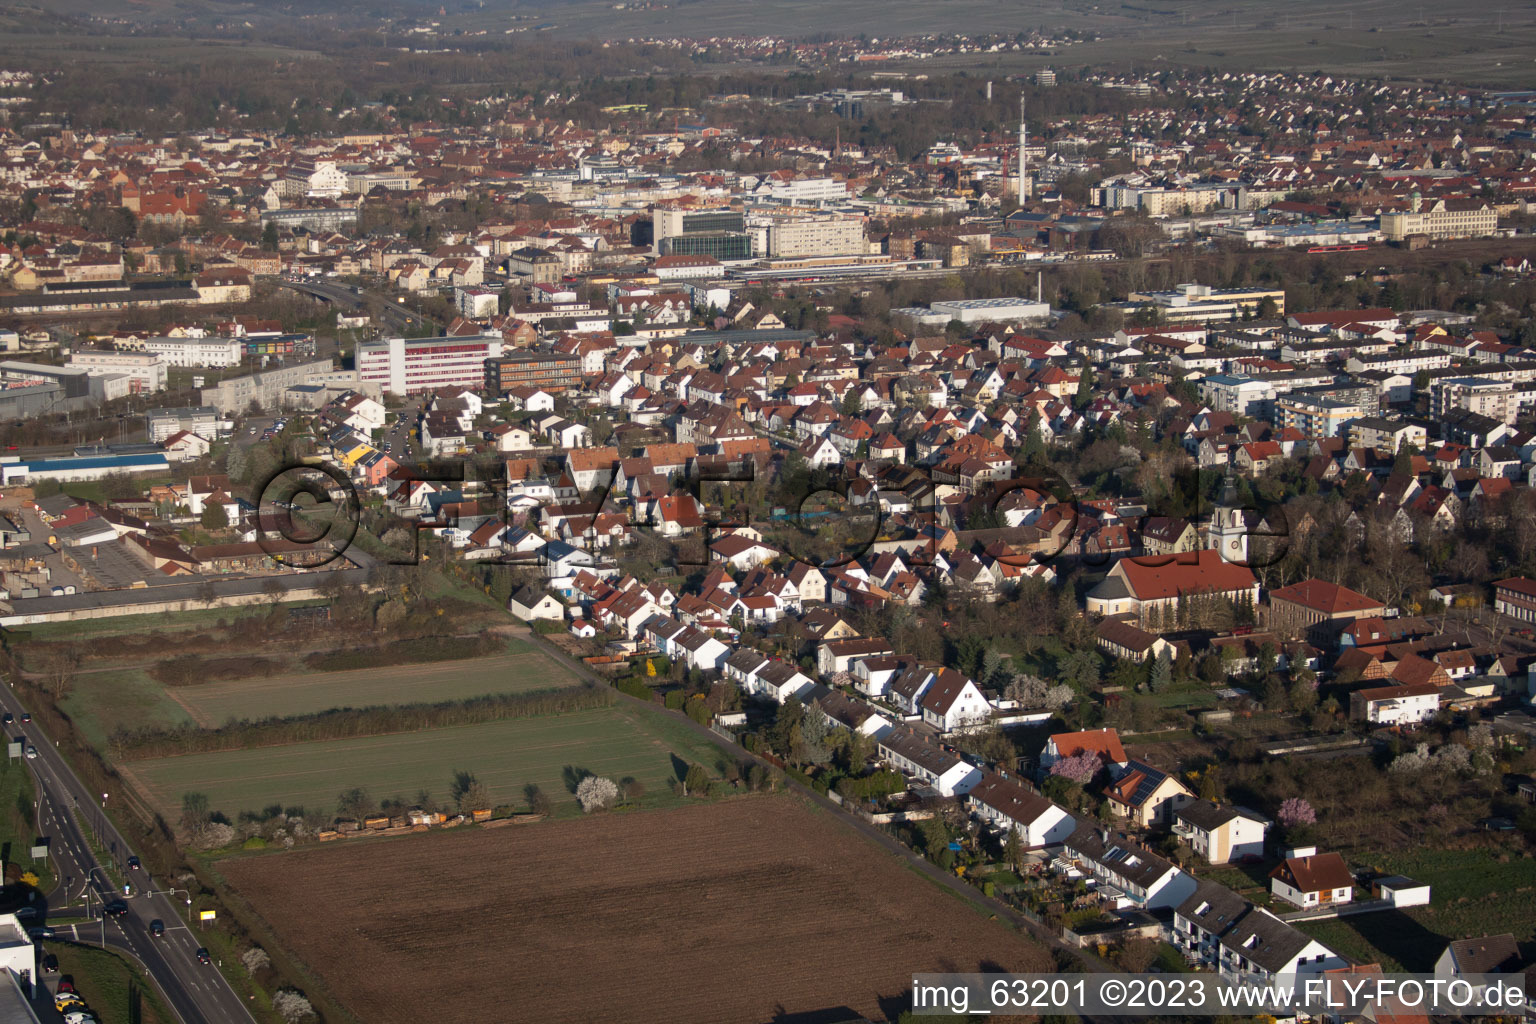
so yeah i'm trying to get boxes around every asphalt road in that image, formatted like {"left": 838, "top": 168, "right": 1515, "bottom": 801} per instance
{"left": 1, "top": 684, "right": 258, "bottom": 1024}
{"left": 281, "top": 279, "right": 435, "bottom": 336}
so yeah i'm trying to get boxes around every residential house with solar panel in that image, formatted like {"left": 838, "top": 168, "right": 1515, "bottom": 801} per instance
{"left": 1105, "top": 758, "right": 1195, "bottom": 828}
{"left": 1062, "top": 824, "right": 1197, "bottom": 911}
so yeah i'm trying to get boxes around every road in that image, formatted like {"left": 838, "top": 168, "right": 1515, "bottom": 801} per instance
{"left": 280, "top": 279, "right": 436, "bottom": 336}
{"left": 1, "top": 684, "right": 258, "bottom": 1024}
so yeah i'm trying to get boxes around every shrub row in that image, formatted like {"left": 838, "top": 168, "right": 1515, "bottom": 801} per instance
{"left": 114, "top": 684, "right": 612, "bottom": 758}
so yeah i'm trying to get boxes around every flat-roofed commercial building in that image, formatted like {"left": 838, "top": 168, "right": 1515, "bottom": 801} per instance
{"left": 484, "top": 350, "right": 583, "bottom": 395}
{"left": 358, "top": 335, "right": 502, "bottom": 395}
{"left": 67, "top": 349, "right": 168, "bottom": 393}
{"left": 763, "top": 215, "right": 866, "bottom": 259}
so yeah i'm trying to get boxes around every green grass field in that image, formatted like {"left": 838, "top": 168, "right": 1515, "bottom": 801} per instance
{"left": 59, "top": 669, "right": 193, "bottom": 752}
{"left": 121, "top": 703, "right": 729, "bottom": 821}
{"left": 1298, "top": 847, "right": 1536, "bottom": 970}
{"left": 50, "top": 943, "right": 175, "bottom": 1024}
{"left": 170, "top": 649, "right": 578, "bottom": 726}
{"left": 0, "top": 759, "right": 53, "bottom": 896}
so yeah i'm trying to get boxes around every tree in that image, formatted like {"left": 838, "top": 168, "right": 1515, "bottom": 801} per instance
{"left": 272, "top": 989, "right": 315, "bottom": 1023}
{"left": 241, "top": 947, "right": 272, "bottom": 976}
{"left": 1198, "top": 765, "right": 1221, "bottom": 802}
{"left": 200, "top": 500, "right": 230, "bottom": 531}
{"left": 1058, "top": 649, "right": 1101, "bottom": 689}
{"left": 1149, "top": 647, "right": 1173, "bottom": 693}
{"left": 683, "top": 763, "right": 710, "bottom": 796}
{"left": 41, "top": 647, "right": 78, "bottom": 700}
{"left": 1118, "top": 937, "right": 1158, "bottom": 973}
{"left": 524, "top": 782, "right": 552, "bottom": 816}
{"left": 1003, "top": 825, "right": 1023, "bottom": 873}
{"left": 336, "top": 787, "right": 373, "bottom": 820}
{"left": 1005, "top": 673, "right": 1048, "bottom": 707}
{"left": 180, "top": 792, "right": 210, "bottom": 836}
{"left": 575, "top": 775, "right": 619, "bottom": 812}
{"left": 449, "top": 770, "right": 489, "bottom": 812}
{"left": 1074, "top": 363, "right": 1095, "bottom": 409}
{"left": 261, "top": 577, "right": 288, "bottom": 607}
{"left": 1276, "top": 797, "right": 1316, "bottom": 828}
{"left": 794, "top": 707, "right": 833, "bottom": 767}
{"left": 197, "top": 581, "right": 220, "bottom": 607}
{"left": 1049, "top": 752, "right": 1102, "bottom": 784}
{"left": 262, "top": 220, "right": 280, "bottom": 251}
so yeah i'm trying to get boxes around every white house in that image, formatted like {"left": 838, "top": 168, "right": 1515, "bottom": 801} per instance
{"left": 1172, "top": 881, "right": 1346, "bottom": 982}
{"left": 1349, "top": 682, "right": 1440, "bottom": 725}
{"left": 1434, "top": 934, "right": 1521, "bottom": 995}
{"left": 510, "top": 586, "right": 564, "bottom": 622}
{"left": 966, "top": 773, "right": 1076, "bottom": 848}
{"left": 162, "top": 430, "right": 211, "bottom": 462}
{"left": 1173, "top": 802, "right": 1270, "bottom": 865}
{"left": 1216, "top": 907, "right": 1345, "bottom": 983}
{"left": 1269, "top": 852, "right": 1354, "bottom": 910}
{"left": 918, "top": 669, "right": 992, "bottom": 734}
{"left": 1063, "top": 824, "right": 1198, "bottom": 911}
{"left": 878, "top": 728, "right": 982, "bottom": 797}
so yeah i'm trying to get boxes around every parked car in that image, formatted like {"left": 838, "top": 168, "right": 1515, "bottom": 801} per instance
{"left": 103, "top": 899, "right": 128, "bottom": 918}
{"left": 14, "top": 906, "right": 37, "bottom": 921}
{"left": 195, "top": 947, "right": 211, "bottom": 964}
{"left": 57, "top": 976, "right": 75, "bottom": 993}
{"left": 1, "top": 712, "right": 11, "bottom": 725}
{"left": 27, "top": 926, "right": 54, "bottom": 940}
{"left": 41, "top": 953, "right": 57, "bottom": 973}
{"left": 149, "top": 919, "right": 164, "bottom": 937}
{"left": 54, "top": 992, "right": 84, "bottom": 1011}
{"left": 63, "top": 1011, "right": 97, "bottom": 1024}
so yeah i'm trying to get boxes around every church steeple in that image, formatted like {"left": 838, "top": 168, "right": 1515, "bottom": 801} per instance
{"left": 1210, "top": 470, "right": 1248, "bottom": 565}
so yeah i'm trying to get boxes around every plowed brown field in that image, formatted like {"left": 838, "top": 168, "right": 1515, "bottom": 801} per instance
{"left": 218, "top": 796, "right": 1051, "bottom": 1024}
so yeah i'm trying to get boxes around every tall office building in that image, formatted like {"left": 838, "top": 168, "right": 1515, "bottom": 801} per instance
{"left": 653, "top": 207, "right": 754, "bottom": 259}
{"left": 357, "top": 335, "right": 503, "bottom": 395}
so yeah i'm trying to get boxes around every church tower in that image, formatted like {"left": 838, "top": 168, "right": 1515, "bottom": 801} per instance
{"left": 1209, "top": 473, "right": 1249, "bottom": 565}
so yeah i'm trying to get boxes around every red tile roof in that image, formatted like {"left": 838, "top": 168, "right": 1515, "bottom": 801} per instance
{"left": 1269, "top": 579, "right": 1383, "bottom": 614}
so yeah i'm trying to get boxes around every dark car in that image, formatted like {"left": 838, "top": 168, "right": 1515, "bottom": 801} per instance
{"left": 27, "top": 926, "right": 53, "bottom": 940}
{"left": 19, "top": 713, "right": 29, "bottom": 723}
{"left": 1, "top": 713, "right": 11, "bottom": 725}
{"left": 149, "top": 919, "right": 164, "bottom": 937}
{"left": 195, "top": 947, "right": 211, "bottom": 965}
{"left": 103, "top": 899, "right": 128, "bottom": 917}
{"left": 41, "top": 953, "right": 57, "bottom": 973}
{"left": 127, "top": 856, "right": 140, "bottom": 870}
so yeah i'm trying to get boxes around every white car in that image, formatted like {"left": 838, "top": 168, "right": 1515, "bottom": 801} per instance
{"left": 64, "top": 1012, "right": 97, "bottom": 1024}
{"left": 24, "top": 746, "right": 36, "bottom": 759}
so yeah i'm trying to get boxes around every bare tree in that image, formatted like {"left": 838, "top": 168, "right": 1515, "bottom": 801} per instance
{"left": 261, "top": 577, "right": 288, "bottom": 608}
{"left": 40, "top": 647, "right": 79, "bottom": 700}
